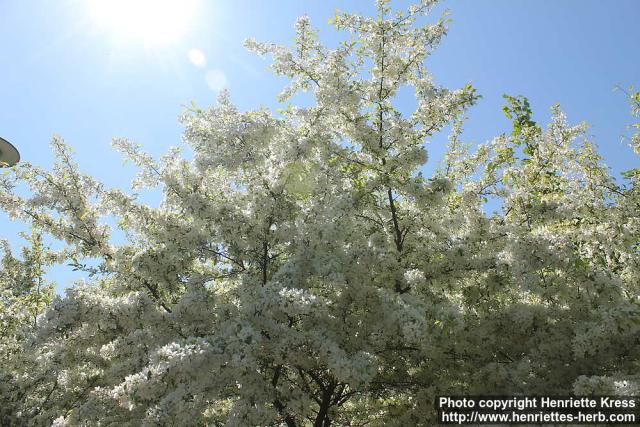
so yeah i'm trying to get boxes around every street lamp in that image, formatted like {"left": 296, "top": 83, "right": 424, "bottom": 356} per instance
{"left": 0, "top": 136, "right": 20, "bottom": 167}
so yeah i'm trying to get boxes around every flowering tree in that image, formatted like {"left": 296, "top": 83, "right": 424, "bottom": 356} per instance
{"left": 0, "top": 1, "right": 638, "bottom": 425}
{"left": 0, "top": 232, "right": 54, "bottom": 423}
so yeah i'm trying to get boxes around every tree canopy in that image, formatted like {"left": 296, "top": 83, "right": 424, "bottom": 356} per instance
{"left": 0, "top": 1, "right": 638, "bottom": 425}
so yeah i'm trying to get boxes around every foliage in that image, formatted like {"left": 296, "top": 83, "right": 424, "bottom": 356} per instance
{"left": 0, "top": 1, "right": 638, "bottom": 425}
{"left": 501, "top": 94, "right": 541, "bottom": 160}
{"left": 619, "top": 86, "right": 640, "bottom": 181}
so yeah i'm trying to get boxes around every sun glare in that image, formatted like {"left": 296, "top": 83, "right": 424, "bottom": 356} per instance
{"left": 88, "top": 0, "right": 198, "bottom": 45}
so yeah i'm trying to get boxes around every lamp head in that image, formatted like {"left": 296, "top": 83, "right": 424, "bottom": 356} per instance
{"left": 0, "top": 137, "right": 20, "bottom": 167}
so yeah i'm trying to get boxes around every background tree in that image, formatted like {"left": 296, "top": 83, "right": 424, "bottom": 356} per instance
{"left": 0, "top": 231, "right": 55, "bottom": 425}
{"left": 0, "top": 0, "right": 638, "bottom": 425}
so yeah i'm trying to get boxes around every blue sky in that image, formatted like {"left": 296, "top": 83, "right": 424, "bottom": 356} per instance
{"left": 1, "top": 0, "right": 638, "bottom": 291}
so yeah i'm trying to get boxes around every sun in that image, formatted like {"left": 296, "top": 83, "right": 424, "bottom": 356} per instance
{"left": 87, "top": 0, "right": 198, "bottom": 45}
